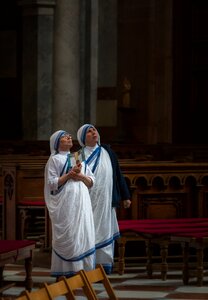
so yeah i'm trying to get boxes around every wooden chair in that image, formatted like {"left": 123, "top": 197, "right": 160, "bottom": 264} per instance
{"left": 79, "top": 264, "right": 118, "bottom": 300}
{"left": 16, "top": 287, "right": 50, "bottom": 300}
{"left": 16, "top": 273, "right": 97, "bottom": 300}
{"left": 16, "top": 265, "right": 116, "bottom": 300}
{"left": 44, "top": 273, "right": 97, "bottom": 300}
{"left": 15, "top": 294, "right": 28, "bottom": 300}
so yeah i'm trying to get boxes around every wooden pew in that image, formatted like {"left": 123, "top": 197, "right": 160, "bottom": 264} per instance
{"left": 15, "top": 163, "right": 46, "bottom": 243}
{"left": 0, "top": 155, "right": 48, "bottom": 246}
{"left": 171, "top": 233, "right": 208, "bottom": 286}
{"left": 0, "top": 240, "right": 36, "bottom": 292}
{"left": 117, "top": 218, "right": 208, "bottom": 285}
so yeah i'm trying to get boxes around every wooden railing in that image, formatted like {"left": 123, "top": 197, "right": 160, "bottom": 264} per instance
{"left": 117, "top": 160, "right": 208, "bottom": 220}
{"left": 1, "top": 155, "right": 208, "bottom": 248}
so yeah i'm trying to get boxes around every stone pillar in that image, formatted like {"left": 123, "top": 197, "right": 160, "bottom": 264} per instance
{"left": 53, "top": 0, "right": 98, "bottom": 137}
{"left": 18, "top": 0, "right": 56, "bottom": 140}
{"left": 52, "top": 0, "right": 80, "bottom": 136}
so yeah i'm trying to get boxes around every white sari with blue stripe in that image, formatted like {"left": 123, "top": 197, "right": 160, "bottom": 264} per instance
{"left": 44, "top": 151, "right": 95, "bottom": 277}
{"left": 83, "top": 145, "right": 120, "bottom": 274}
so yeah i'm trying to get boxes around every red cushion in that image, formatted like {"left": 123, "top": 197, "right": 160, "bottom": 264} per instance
{"left": 0, "top": 240, "right": 36, "bottom": 254}
{"left": 118, "top": 218, "right": 208, "bottom": 239}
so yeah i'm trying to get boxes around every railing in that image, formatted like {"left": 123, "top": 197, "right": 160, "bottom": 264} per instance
{"left": 1, "top": 155, "right": 208, "bottom": 248}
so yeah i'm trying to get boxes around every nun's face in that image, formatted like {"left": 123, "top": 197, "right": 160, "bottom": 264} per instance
{"left": 85, "top": 127, "right": 99, "bottom": 147}
{"left": 59, "top": 134, "right": 73, "bottom": 151}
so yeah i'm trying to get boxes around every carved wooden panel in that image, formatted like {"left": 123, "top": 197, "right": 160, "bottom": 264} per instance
{"left": 139, "top": 193, "right": 186, "bottom": 219}
{"left": 117, "top": 161, "right": 208, "bottom": 220}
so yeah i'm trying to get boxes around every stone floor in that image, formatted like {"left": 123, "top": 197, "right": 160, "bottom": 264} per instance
{"left": 1, "top": 250, "right": 208, "bottom": 299}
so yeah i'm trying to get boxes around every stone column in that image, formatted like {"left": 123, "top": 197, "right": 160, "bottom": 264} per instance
{"left": 18, "top": 0, "right": 55, "bottom": 140}
{"left": 52, "top": 0, "right": 80, "bottom": 136}
{"left": 53, "top": 0, "right": 98, "bottom": 137}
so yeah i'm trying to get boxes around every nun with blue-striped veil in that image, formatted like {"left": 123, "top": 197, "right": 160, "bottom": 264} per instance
{"left": 44, "top": 130, "right": 96, "bottom": 278}
{"left": 77, "top": 124, "right": 131, "bottom": 275}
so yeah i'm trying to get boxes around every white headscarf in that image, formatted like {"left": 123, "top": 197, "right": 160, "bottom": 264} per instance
{"left": 49, "top": 130, "right": 67, "bottom": 155}
{"left": 77, "top": 124, "right": 100, "bottom": 147}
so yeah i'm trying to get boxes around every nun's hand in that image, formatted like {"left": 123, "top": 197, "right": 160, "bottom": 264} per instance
{"left": 123, "top": 199, "right": 131, "bottom": 208}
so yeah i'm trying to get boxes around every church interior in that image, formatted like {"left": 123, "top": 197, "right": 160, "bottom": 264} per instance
{"left": 0, "top": 0, "right": 208, "bottom": 299}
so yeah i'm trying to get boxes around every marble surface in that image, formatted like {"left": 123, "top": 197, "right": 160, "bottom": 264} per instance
{"left": 2, "top": 261, "right": 208, "bottom": 299}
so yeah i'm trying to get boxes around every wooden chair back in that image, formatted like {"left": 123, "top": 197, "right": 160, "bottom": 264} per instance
{"left": 15, "top": 294, "right": 29, "bottom": 300}
{"left": 44, "top": 273, "right": 97, "bottom": 300}
{"left": 43, "top": 279, "right": 69, "bottom": 299}
{"left": 79, "top": 264, "right": 118, "bottom": 299}
{"left": 17, "top": 288, "right": 50, "bottom": 300}
{"left": 16, "top": 274, "right": 96, "bottom": 300}
{"left": 16, "top": 266, "right": 116, "bottom": 300}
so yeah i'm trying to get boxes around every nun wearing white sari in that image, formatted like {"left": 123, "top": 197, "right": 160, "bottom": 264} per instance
{"left": 77, "top": 124, "right": 131, "bottom": 274}
{"left": 44, "top": 130, "right": 96, "bottom": 278}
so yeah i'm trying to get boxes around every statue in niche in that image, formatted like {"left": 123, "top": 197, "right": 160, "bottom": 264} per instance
{"left": 122, "top": 77, "right": 131, "bottom": 108}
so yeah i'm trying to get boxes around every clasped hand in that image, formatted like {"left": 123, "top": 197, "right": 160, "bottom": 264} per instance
{"left": 68, "top": 160, "right": 83, "bottom": 181}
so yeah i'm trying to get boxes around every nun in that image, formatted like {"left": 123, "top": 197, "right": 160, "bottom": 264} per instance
{"left": 77, "top": 124, "right": 131, "bottom": 274}
{"left": 44, "top": 130, "right": 95, "bottom": 279}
